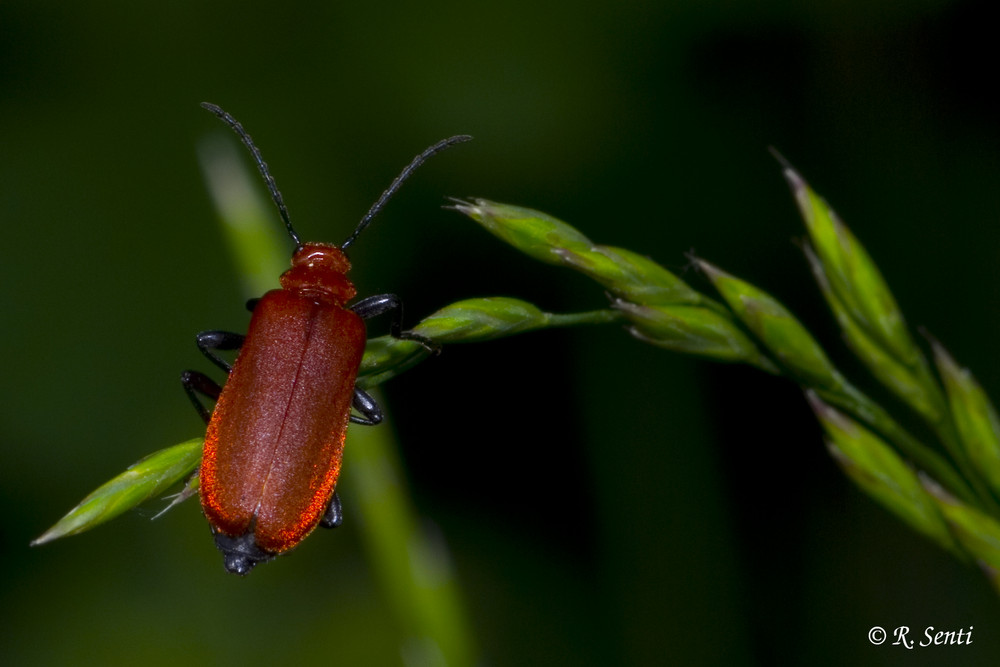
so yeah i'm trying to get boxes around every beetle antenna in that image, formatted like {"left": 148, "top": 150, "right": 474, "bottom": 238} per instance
{"left": 341, "top": 134, "right": 472, "bottom": 251}
{"left": 201, "top": 102, "right": 303, "bottom": 248}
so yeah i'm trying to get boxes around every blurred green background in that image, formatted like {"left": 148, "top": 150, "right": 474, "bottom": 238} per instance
{"left": 2, "top": 1, "right": 999, "bottom": 665}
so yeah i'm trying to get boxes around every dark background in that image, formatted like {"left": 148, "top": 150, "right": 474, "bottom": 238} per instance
{"left": 2, "top": 1, "right": 999, "bottom": 665}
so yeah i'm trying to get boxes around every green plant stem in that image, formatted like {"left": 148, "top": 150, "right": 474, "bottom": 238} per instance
{"left": 544, "top": 309, "right": 623, "bottom": 327}
{"left": 346, "top": 405, "right": 477, "bottom": 667}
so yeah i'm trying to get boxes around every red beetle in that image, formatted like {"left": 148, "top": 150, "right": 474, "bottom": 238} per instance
{"left": 182, "top": 103, "right": 469, "bottom": 574}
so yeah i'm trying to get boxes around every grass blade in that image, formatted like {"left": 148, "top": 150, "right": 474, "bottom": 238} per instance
{"left": 32, "top": 439, "right": 202, "bottom": 545}
{"left": 808, "top": 394, "right": 960, "bottom": 556}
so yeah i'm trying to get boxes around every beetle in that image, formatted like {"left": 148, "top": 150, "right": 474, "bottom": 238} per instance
{"left": 182, "top": 102, "right": 470, "bottom": 575}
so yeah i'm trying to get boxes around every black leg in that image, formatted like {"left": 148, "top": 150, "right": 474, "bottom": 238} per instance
{"left": 181, "top": 370, "right": 222, "bottom": 424}
{"left": 196, "top": 330, "right": 245, "bottom": 373}
{"left": 245, "top": 298, "right": 260, "bottom": 312}
{"left": 350, "top": 293, "right": 439, "bottom": 353}
{"left": 320, "top": 491, "right": 343, "bottom": 528}
{"left": 349, "top": 387, "right": 383, "bottom": 425}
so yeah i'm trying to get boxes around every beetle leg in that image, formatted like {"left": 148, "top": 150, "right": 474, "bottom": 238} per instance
{"left": 349, "top": 386, "right": 383, "bottom": 425}
{"left": 320, "top": 491, "right": 344, "bottom": 528}
{"left": 180, "top": 370, "right": 223, "bottom": 424}
{"left": 245, "top": 298, "right": 260, "bottom": 312}
{"left": 196, "top": 330, "right": 246, "bottom": 373}
{"left": 350, "top": 293, "right": 440, "bottom": 353}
